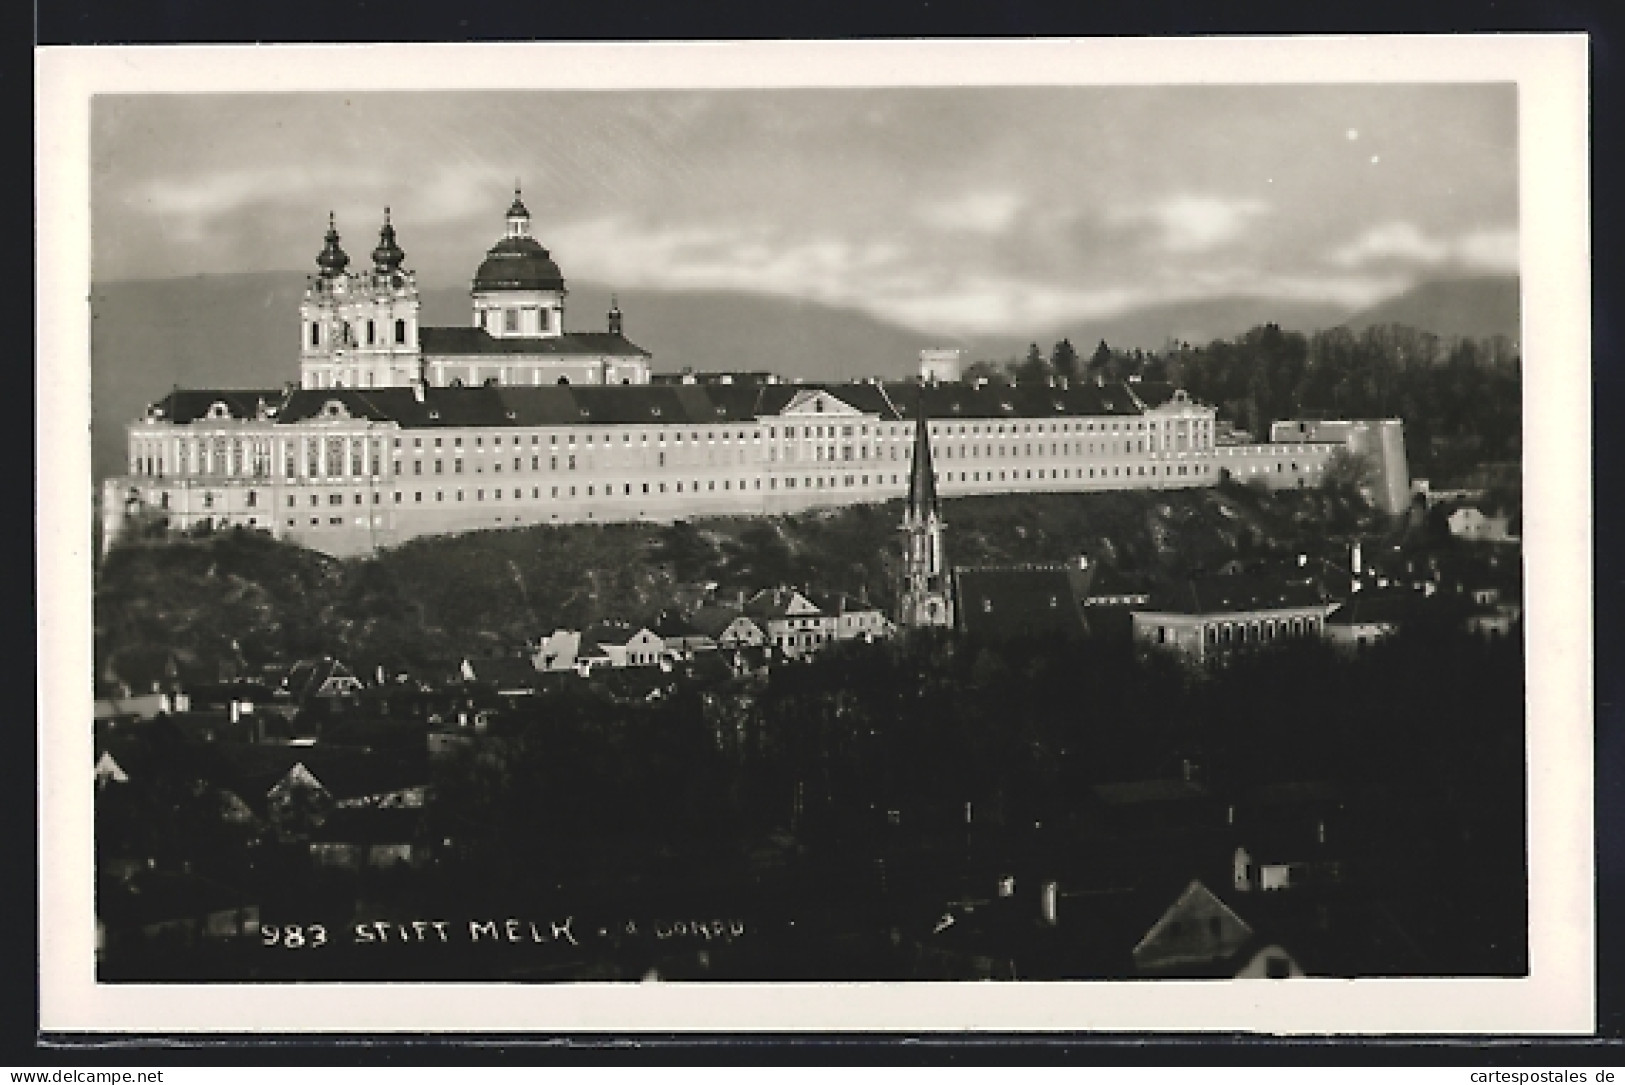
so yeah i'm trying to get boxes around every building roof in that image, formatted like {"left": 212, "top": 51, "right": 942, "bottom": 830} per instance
{"left": 744, "top": 587, "right": 820, "bottom": 621}
{"left": 419, "top": 327, "right": 650, "bottom": 358}
{"left": 472, "top": 235, "right": 565, "bottom": 292}
{"left": 651, "top": 609, "right": 706, "bottom": 640}
{"left": 954, "top": 566, "right": 1089, "bottom": 642}
{"left": 1145, "top": 573, "right": 1331, "bottom": 616}
{"left": 147, "top": 376, "right": 1195, "bottom": 433}
{"left": 580, "top": 621, "right": 655, "bottom": 649}
{"left": 688, "top": 604, "right": 753, "bottom": 638}
{"left": 1325, "top": 588, "right": 1425, "bottom": 627}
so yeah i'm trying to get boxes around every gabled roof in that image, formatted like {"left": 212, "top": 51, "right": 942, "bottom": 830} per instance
{"left": 420, "top": 327, "right": 650, "bottom": 358}
{"left": 744, "top": 587, "right": 821, "bottom": 620}
{"left": 202, "top": 743, "right": 427, "bottom": 807}
{"left": 580, "top": 621, "right": 657, "bottom": 649}
{"left": 954, "top": 566, "right": 1089, "bottom": 641}
{"left": 689, "top": 604, "right": 751, "bottom": 638}
{"left": 1131, "top": 879, "right": 1255, "bottom": 972}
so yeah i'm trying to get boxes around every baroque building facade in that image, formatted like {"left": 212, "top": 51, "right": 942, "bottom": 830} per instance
{"left": 100, "top": 195, "right": 1406, "bottom": 559}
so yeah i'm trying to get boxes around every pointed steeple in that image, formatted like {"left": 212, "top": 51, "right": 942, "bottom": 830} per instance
{"left": 905, "top": 393, "right": 940, "bottom": 523}
{"left": 316, "top": 212, "right": 350, "bottom": 277}
{"left": 371, "top": 206, "right": 405, "bottom": 274}
{"left": 898, "top": 390, "right": 952, "bottom": 629}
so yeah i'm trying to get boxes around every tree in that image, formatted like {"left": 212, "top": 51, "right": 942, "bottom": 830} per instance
{"left": 963, "top": 359, "right": 1005, "bottom": 384}
{"left": 1321, "top": 448, "right": 1375, "bottom": 501}
{"left": 1050, "top": 339, "right": 1080, "bottom": 381}
{"left": 1088, "top": 339, "right": 1114, "bottom": 378}
{"left": 1013, "top": 343, "right": 1050, "bottom": 384}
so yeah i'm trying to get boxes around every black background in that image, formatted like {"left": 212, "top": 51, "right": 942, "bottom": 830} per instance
{"left": 21, "top": 0, "right": 1624, "bottom": 1064}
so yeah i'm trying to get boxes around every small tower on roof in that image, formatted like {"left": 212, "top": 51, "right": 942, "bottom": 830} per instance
{"left": 607, "top": 294, "right": 624, "bottom": 336}
{"left": 898, "top": 393, "right": 954, "bottom": 629}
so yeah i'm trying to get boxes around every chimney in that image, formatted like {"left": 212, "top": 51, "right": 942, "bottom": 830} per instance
{"left": 412, "top": 377, "right": 426, "bottom": 404}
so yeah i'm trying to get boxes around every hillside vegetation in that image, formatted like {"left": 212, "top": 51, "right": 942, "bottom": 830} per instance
{"left": 94, "top": 483, "right": 1378, "bottom": 692}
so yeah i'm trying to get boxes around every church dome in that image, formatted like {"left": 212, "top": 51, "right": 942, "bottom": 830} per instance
{"left": 473, "top": 236, "right": 566, "bottom": 292}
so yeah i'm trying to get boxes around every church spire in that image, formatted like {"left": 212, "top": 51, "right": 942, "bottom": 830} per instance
{"left": 316, "top": 212, "right": 350, "bottom": 278}
{"left": 898, "top": 391, "right": 953, "bottom": 629}
{"left": 905, "top": 393, "right": 941, "bottom": 523}
{"left": 371, "top": 206, "right": 405, "bottom": 274}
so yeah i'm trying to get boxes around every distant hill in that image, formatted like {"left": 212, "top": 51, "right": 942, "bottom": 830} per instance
{"left": 1341, "top": 275, "right": 1520, "bottom": 342}
{"left": 89, "top": 271, "right": 1421, "bottom": 482}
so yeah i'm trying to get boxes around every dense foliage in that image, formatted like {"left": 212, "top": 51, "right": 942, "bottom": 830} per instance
{"left": 94, "top": 483, "right": 1383, "bottom": 693}
{"left": 971, "top": 322, "right": 1520, "bottom": 484}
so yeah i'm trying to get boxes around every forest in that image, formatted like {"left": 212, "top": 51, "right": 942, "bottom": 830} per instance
{"left": 971, "top": 322, "right": 1521, "bottom": 484}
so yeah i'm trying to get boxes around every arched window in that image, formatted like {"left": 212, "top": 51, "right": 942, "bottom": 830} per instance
{"left": 310, "top": 323, "right": 320, "bottom": 347}
{"left": 395, "top": 319, "right": 406, "bottom": 344}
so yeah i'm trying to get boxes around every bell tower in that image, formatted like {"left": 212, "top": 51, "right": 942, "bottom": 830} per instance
{"left": 299, "top": 210, "right": 422, "bottom": 390}
{"left": 898, "top": 395, "right": 954, "bottom": 629}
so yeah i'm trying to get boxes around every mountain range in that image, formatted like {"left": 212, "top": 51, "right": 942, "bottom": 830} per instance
{"left": 87, "top": 272, "right": 1518, "bottom": 483}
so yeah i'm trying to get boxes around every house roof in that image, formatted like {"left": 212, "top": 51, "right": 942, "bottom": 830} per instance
{"left": 200, "top": 743, "right": 427, "bottom": 808}
{"left": 689, "top": 605, "right": 752, "bottom": 638}
{"left": 1325, "top": 588, "right": 1425, "bottom": 626}
{"left": 806, "top": 589, "right": 881, "bottom": 616}
{"left": 1145, "top": 572, "right": 1331, "bottom": 616}
{"left": 954, "top": 566, "right": 1089, "bottom": 642}
{"left": 580, "top": 621, "right": 655, "bottom": 649}
{"left": 1083, "top": 563, "right": 1148, "bottom": 599}
{"left": 651, "top": 609, "right": 706, "bottom": 640}
{"left": 744, "top": 587, "right": 820, "bottom": 621}
{"left": 419, "top": 326, "right": 650, "bottom": 358}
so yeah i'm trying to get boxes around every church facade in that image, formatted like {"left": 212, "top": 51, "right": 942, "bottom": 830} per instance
{"left": 100, "top": 194, "right": 1400, "bottom": 559}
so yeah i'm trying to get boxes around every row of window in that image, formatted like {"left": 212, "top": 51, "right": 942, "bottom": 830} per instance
{"left": 153, "top": 461, "right": 1216, "bottom": 517}
{"left": 308, "top": 317, "right": 411, "bottom": 348}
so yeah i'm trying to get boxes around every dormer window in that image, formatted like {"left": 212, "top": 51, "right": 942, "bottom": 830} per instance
{"left": 206, "top": 401, "right": 232, "bottom": 420}
{"left": 322, "top": 400, "right": 350, "bottom": 419}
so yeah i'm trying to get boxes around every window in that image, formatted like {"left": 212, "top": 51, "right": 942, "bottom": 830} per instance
{"left": 504, "top": 309, "right": 519, "bottom": 333}
{"left": 366, "top": 319, "right": 376, "bottom": 345}
{"left": 395, "top": 319, "right": 406, "bottom": 344}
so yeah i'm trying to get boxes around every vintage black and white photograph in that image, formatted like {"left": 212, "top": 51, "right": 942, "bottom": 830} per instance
{"left": 37, "top": 39, "right": 1592, "bottom": 1032}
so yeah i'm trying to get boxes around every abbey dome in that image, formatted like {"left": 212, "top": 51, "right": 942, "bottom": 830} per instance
{"left": 472, "top": 237, "right": 566, "bottom": 292}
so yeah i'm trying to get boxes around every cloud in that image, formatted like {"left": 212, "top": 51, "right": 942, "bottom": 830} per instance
{"left": 1327, "top": 222, "right": 1519, "bottom": 274}
{"left": 1109, "top": 194, "right": 1271, "bottom": 253}
{"left": 914, "top": 190, "right": 1025, "bottom": 235}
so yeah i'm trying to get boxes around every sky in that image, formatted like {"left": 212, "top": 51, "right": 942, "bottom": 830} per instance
{"left": 91, "top": 84, "right": 1519, "bottom": 336}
